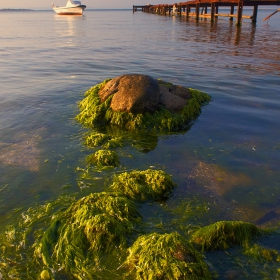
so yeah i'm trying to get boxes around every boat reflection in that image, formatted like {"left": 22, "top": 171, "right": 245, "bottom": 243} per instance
{"left": 53, "top": 14, "right": 86, "bottom": 46}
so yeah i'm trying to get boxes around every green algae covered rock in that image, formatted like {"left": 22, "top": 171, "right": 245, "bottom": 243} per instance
{"left": 34, "top": 192, "right": 141, "bottom": 278}
{"left": 124, "top": 232, "right": 212, "bottom": 280}
{"left": 76, "top": 75, "right": 211, "bottom": 131}
{"left": 191, "top": 221, "right": 266, "bottom": 250}
{"left": 84, "top": 132, "right": 123, "bottom": 148}
{"left": 87, "top": 149, "right": 120, "bottom": 167}
{"left": 110, "top": 169, "right": 176, "bottom": 202}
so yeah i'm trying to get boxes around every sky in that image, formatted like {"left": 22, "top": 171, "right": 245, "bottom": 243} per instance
{"left": 0, "top": 0, "right": 176, "bottom": 9}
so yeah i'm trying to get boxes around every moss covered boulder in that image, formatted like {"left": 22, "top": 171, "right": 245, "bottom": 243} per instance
{"left": 84, "top": 132, "right": 123, "bottom": 148}
{"left": 191, "top": 221, "right": 266, "bottom": 250}
{"left": 76, "top": 75, "right": 211, "bottom": 131}
{"left": 110, "top": 169, "right": 176, "bottom": 202}
{"left": 87, "top": 149, "right": 120, "bottom": 167}
{"left": 34, "top": 192, "right": 141, "bottom": 278}
{"left": 124, "top": 232, "right": 212, "bottom": 280}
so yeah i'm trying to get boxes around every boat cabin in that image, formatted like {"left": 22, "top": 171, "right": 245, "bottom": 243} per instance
{"left": 66, "top": 0, "right": 82, "bottom": 7}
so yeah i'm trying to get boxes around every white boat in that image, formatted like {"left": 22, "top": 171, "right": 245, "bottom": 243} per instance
{"left": 52, "top": 0, "right": 86, "bottom": 15}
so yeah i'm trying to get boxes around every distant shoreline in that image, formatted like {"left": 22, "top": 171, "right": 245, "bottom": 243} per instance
{"left": 0, "top": 8, "right": 34, "bottom": 12}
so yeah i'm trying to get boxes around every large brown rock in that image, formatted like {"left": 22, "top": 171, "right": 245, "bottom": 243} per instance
{"left": 98, "top": 74, "right": 191, "bottom": 114}
{"left": 98, "top": 74, "right": 160, "bottom": 114}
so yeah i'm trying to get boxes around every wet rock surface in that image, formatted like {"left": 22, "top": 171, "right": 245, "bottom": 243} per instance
{"left": 98, "top": 74, "right": 191, "bottom": 114}
{"left": 98, "top": 74, "right": 160, "bottom": 114}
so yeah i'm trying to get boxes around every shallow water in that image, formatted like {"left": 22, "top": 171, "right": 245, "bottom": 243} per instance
{"left": 0, "top": 8, "right": 280, "bottom": 279}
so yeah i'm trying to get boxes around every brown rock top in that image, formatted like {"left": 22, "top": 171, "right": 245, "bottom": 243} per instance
{"left": 98, "top": 74, "right": 191, "bottom": 114}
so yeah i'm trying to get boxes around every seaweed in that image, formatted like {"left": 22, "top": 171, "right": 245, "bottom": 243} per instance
{"left": 87, "top": 150, "right": 120, "bottom": 167}
{"left": 124, "top": 232, "right": 212, "bottom": 280}
{"left": 84, "top": 132, "right": 110, "bottom": 147}
{"left": 243, "top": 243, "right": 280, "bottom": 262}
{"left": 157, "top": 78, "right": 174, "bottom": 89}
{"left": 191, "top": 221, "right": 267, "bottom": 251}
{"left": 34, "top": 192, "right": 141, "bottom": 278}
{"left": 76, "top": 79, "right": 112, "bottom": 128}
{"left": 110, "top": 169, "right": 176, "bottom": 202}
{"left": 76, "top": 79, "right": 211, "bottom": 132}
{"left": 39, "top": 269, "right": 52, "bottom": 280}
{"left": 84, "top": 132, "right": 123, "bottom": 149}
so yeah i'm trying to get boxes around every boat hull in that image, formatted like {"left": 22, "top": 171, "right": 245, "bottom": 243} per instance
{"left": 53, "top": 5, "right": 86, "bottom": 15}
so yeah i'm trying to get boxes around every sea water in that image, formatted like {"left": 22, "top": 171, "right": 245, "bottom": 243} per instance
{"left": 0, "top": 8, "right": 280, "bottom": 279}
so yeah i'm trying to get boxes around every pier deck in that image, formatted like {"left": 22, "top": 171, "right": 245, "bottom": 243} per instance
{"left": 133, "top": 0, "right": 280, "bottom": 25}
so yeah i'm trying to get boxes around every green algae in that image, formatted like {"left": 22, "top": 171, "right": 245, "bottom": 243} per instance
{"left": 124, "top": 232, "right": 212, "bottom": 280}
{"left": 5, "top": 225, "right": 16, "bottom": 242}
{"left": 34, "top": 192, "right": 141, "bottom": 278}
{"left": 191, "top": 221, "right": 266, "bottom": 251}
{"left": 3, "top": 77, "right": 280, "bottom": 280}
{"left": 243, "top": 243, "right": 280, "bottom": 262}
{"left": 87, "top": 127, "right": 159, "bottom": 153}
{"left": 0, "top": 194, "right": 79, "bottom": 280}
{"left": 157, "top": 78, "right": 174, "bottom": 89}
{"left": 110, "top": 169, "right": 176, "bottom": 202}
{"left": 84, "top": 132, "right": 123, "bottom": 149}
{"left": 76, "top": 79, "right": 211, "bottom": 132}
{"left": 76, "top": 79, "right": 112, "bottom": 128}
{"left": 40, "top": 269, "right": 52, "bottom": 280}
{"left": 167, "top": 197, "right": 212, "bottom": 233}
{"left": 87, "top": 149, "right": 120, "bottom": 167}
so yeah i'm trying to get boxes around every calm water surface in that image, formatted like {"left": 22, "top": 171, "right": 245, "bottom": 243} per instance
{"left": 0, "top": 8, "right": 280, "bottom": 278}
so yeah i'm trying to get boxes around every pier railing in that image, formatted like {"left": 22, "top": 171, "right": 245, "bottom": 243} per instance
{"left": 133, "top": 0, "right": 280, "bottom": 25}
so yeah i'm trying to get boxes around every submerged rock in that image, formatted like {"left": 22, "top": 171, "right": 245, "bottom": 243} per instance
{"left": 0, "top": 131, "right": 41, "bottom": 172}
{"left": 256, "top": 210, "right": 279, "bottom": 225}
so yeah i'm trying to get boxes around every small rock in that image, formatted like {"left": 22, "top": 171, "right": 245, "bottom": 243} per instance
{"left": 171, "top": 84, "right": 191, "bottom": 100}
{"left": 159, "top": 85, "right": 187, "bottom": 113}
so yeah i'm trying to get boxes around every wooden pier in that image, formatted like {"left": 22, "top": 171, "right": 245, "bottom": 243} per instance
{"left": 133, "top": 0, "right": 280, "bottom": 25}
